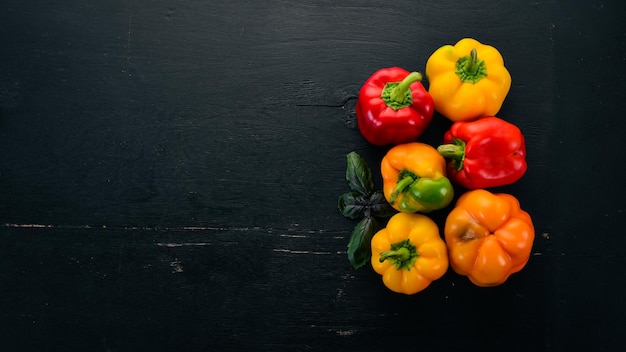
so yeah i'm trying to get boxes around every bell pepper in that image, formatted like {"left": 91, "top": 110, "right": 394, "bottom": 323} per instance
{"left": 371, "top": 212, "right": 449, "bottom": 294}
{"left": 381, "top": 142, "right": 454, "bottom": 213}
{"left": 425, "top": 38, "right": 511, "bottom": 122}
{"left": 444, "top": 189, "right": 535, "bottom": 287}
{"left": 437, "top": 116, "right": 527, "bottom": 189}
{"left": 356, "top": 67, "right": 434, "bottom": 145}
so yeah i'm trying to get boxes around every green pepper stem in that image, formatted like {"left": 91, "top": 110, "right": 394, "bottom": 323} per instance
{"left": 455, "top": 48, "right": 487, "bottom": 84}
{"left": 379, "top": 247, "right": 411, "bottom": 263}
{"left": 437, "top": 138, "right": 466, "bottom": 171}
{"left": 467, "top": 48, "right": 479, "bottom": 74}
{"left": 390, "top": 72, "right": 423, "bottom": 103}
{"left": 378, "top": 239, "right": 419, "bottom": 270}
{"left": 389, "top": 175, "right": 415, "bottom": 205}
{"left": 437, "top": 144, "right": 464, "bottom": 161}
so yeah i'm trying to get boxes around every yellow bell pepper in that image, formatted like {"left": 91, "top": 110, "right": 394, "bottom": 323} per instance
{"left": 425, "top": 38, "right": 512, "bottom": 122}
{"left": 371, "top": 213, "right": 449, "bottom": 294}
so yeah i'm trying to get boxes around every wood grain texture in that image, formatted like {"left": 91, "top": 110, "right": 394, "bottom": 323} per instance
{"left": 1, "top": 225, "right": 552, "bottom": 351}
{"left": 1, "top": 0, "right": 625, "bottom": 351}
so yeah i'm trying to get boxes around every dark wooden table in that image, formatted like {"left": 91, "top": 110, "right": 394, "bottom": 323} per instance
{"left": 2, "top": 1, "right": 625, "bottom": 351}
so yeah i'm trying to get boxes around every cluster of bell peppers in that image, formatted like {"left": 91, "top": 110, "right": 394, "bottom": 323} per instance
{"left": 342, "top": 38, "right": 535, "bottom": 294}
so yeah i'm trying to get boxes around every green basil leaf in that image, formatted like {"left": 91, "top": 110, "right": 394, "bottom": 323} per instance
{"left": 347, "top": 217, "right": 378, "bottom": 269}
{"left": 368, "top": 191, "right": 397, "bottom": 218}
{"left": 346, "top": 151, "right": 374, "bottom": 196}
{"left": 338, "top": 192, "right": 367, "bottom": 219}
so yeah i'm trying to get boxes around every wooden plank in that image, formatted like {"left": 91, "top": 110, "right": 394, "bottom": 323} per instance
{"left": 1, "top": 225, "right": 555, "bottom": 351}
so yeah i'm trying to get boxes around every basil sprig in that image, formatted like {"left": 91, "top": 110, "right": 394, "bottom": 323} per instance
{"left": 338, "top": 152, "right": 396, "bottom": 269}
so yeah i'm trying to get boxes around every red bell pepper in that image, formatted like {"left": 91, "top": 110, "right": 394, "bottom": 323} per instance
{"left": 356, "top": 67, "right": 434, "bottom": 146}
{"left": 437, "top": 116, "right": 527, "bottom": 189}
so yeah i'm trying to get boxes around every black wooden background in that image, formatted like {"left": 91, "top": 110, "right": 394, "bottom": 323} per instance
{"left": 1, "top": 1, "right": 625, "bottom": 351}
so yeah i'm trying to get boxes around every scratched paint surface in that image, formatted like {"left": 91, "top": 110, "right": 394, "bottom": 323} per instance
{"left": 1, "top": 0, "right": 626, "bottom": 351}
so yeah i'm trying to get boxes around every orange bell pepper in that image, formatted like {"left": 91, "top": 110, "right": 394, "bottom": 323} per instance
{"left": 371, "top": 213, "right": 449, "bottom": 294}
{"left": 444, "top": 189, "right": 534, "bottom": 286}
{"left": 381, "top": 142, "right": 454, "bottom": 213}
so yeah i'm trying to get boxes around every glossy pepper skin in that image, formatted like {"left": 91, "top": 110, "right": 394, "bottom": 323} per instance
{"left": 371, "top": 213, "right": 449, "bottom": 294}
{"left": 437, "top": 116, "right": 527, "bottom": 189}
{"left": 425, "top": 38, "right": 511, "bottom": 122}
{"left": 445, "top": 189, "right": 534, "bottom": 287}
{"left": 356, "top": 67, "right": 434, "bottom": 145}
{"left": 381, "top": 142, "right": 454, "bottom": 213}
